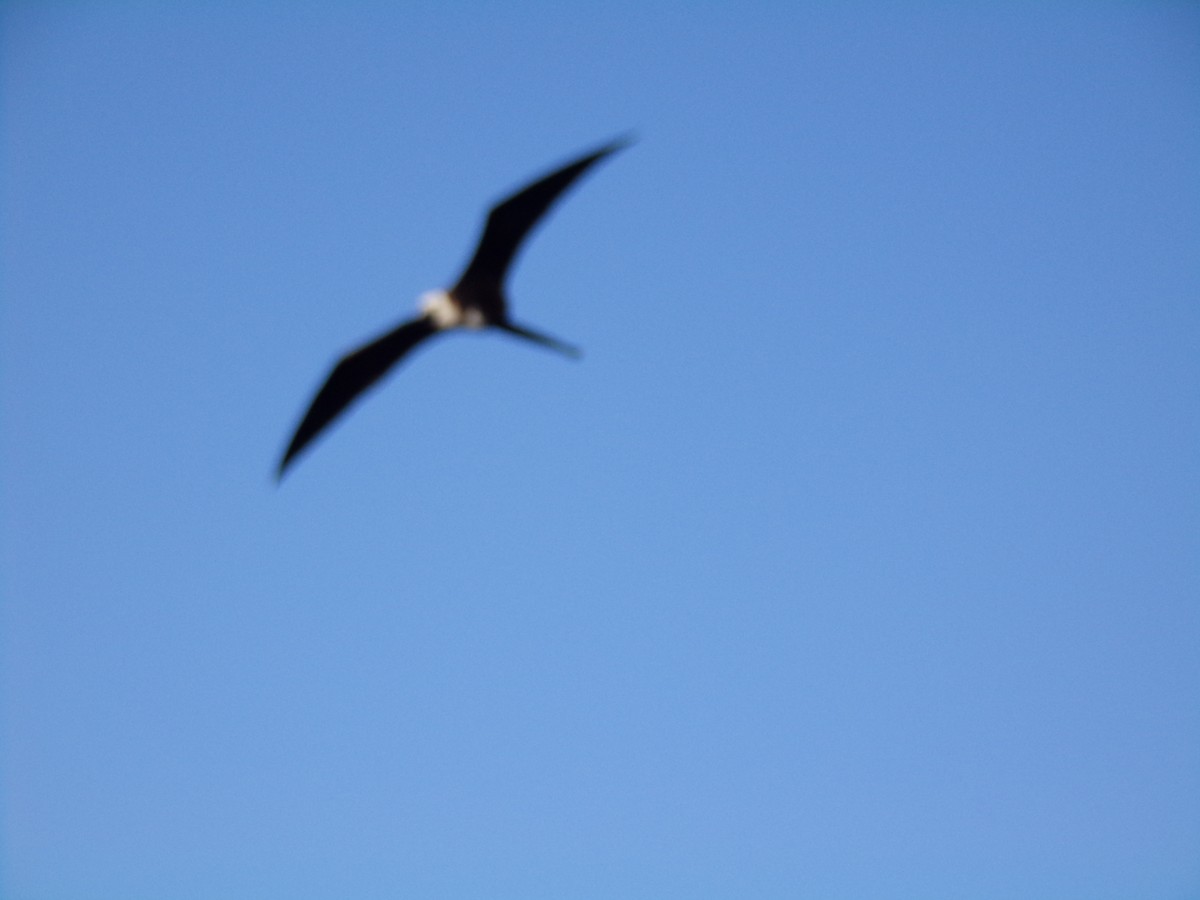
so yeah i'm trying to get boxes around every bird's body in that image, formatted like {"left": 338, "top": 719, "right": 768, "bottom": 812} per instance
{"left": 277, "top": 137, "right": 629, "bottom": 478}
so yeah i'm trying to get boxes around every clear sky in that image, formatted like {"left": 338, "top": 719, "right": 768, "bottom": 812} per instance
{"left": 3, "top": 3, "right": 1198, "bottom": 898}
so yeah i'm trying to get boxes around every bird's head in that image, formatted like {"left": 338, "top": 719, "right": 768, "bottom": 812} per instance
{"left": 418, "top": 289, "right": 479, "bottom": 329}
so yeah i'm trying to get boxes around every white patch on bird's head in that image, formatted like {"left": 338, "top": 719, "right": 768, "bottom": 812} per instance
{"left": 419, "top": 289, "right": 462, "bottom": 329}
{"left": 419, "top": 289, "right": 486, "bottom": 330}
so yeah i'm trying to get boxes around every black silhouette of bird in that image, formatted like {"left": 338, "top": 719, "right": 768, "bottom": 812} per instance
{"left": 276, "top": 137, "right": 630, "bottom": 479}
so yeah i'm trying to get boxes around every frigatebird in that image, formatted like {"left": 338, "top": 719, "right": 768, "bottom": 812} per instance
{"left": 276, "top": 137, "right": 630, "bottom": 479}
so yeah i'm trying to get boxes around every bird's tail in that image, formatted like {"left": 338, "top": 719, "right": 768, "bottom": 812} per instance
{"left": 496, "top": 321, "right": 582, "bottom": 359}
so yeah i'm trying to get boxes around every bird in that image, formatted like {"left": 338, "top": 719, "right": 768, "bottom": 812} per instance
{"left": 276, "top": 136, "right": 630, "bottom": 479}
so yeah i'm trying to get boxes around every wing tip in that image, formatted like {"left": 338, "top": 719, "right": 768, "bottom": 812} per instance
{"left": 597, "top": 132, "right": 637, "bottom": 160}
{"left": 275, "top": 448, "right": 297, "bottom": 483}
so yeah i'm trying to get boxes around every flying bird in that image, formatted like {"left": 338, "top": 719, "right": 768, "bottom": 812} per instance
{"left": 276, "top": 137, "right": 630, "bottom": 479}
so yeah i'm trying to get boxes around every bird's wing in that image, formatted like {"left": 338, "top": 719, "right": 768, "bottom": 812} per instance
{"left": 277, "top": 316, "right": 440, "bottom": 478}
{"left": 451, "top": 137, "right": 630, "bottom": 299}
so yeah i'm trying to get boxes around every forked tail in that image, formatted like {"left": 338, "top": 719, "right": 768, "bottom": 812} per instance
{"left": 495, "top": 320, "right": 582, "bottom": 359}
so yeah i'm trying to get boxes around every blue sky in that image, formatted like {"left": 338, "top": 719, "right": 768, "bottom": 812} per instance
{"left": 3, "top": 3, "right": 1198, "bottom": 898}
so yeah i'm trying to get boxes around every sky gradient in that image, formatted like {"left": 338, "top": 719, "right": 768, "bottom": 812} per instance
{"left": 3, "top": 3, "right": 1199, "bottom": 898}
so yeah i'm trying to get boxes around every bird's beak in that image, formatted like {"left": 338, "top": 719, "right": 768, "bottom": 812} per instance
{"left": 496, "top": 321, "right": 582, "bottom": 359}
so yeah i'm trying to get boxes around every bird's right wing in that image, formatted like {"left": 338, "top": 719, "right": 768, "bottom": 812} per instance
{"left": 452, "top": 137, "right": 631, "bottom": 298}
{"left": 277, "top": 316, "right": 440, "bottom": 478}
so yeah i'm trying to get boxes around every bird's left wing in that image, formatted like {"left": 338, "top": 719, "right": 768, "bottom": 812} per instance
{"left": 452, "top": 137, "right": 631, "bottom": 298}
{"left": 277, "top": 316, "right": 440, "bottom": 478}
